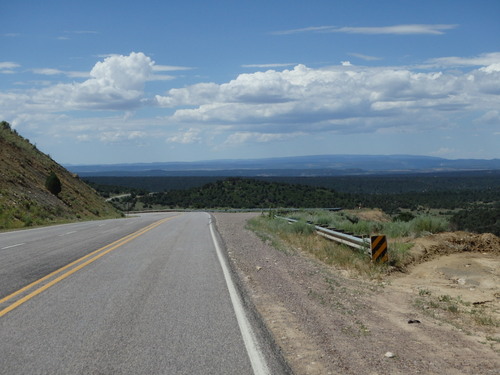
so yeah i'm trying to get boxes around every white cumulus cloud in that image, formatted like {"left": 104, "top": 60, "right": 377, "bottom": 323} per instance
{"left": 155, "top": 56, "right": 500, "bottom": 138}
{"left": 5, "top": 52, "right": 155, "bottom": 114}
{"left": 3, "top": 51, "right": 500, "bottom": 151}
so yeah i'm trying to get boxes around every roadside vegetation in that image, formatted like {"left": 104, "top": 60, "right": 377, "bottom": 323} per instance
{"left": 247, "top": 212, "right": 388, "bottom": 278}
{"left": 285, "top": 209, "right": 449, "bottom": 238}
{"left": 247, "top": 208, "right": 451, "bottom": 278}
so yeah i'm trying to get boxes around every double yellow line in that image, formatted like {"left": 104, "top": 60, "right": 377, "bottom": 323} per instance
{"left": 0, "top": 216, "right": 175, "bottom": 318}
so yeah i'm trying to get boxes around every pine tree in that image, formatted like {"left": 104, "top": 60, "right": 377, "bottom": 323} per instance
{"left": 45, "top": 172, "right": 62, "bottom": 196}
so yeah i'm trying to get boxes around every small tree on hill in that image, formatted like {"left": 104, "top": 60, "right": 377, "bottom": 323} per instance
{"left": 45, "top": 172, "right": 62, "bottom": 196}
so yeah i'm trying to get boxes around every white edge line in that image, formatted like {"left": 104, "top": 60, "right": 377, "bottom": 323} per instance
{"left": 209, "top": 216, "right": 270, "bottom": 375}
{"left": 1, "top": 243, "right": 26, "bottom": 250}
{"left": 59, "top": 231, "right": 77, "bottom": 237}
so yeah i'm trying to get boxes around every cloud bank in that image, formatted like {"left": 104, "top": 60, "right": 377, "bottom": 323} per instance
{"left": 155, "top": 58, "right": 500, "bottom": 140}
{"left": 2, "top": 51, "right": 500, "bottom": 149}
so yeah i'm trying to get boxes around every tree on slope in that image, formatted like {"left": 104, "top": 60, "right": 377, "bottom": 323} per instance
{"left": 45, "top": 172, "right": 62, "bottom": 196}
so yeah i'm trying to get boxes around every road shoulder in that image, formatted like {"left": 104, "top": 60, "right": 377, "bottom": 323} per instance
{"left": 214, "top": 212, "right": 500, "bottom": 375}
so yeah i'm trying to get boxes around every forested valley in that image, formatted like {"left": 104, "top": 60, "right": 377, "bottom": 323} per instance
{"left": 86, "top": 171, "right": 500, "bottom": 236}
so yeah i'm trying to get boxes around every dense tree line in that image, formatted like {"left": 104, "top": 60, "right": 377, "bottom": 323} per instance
{"left": 136, "top": 177, "right": 499, "bottom": 213}
{"left": 84, "top": 179, "right": 147, "bottom": 198}
{"left": 360, "top": 188, "right": 500, "bottom": 214}
{"left": 84, "top": 170, "right": 500, "bottom": 194}
{"left": 139, "top": 178, "right": 358, "bottom": 209}
{"left": 450, "top": 203, "right": 500, "bottom": 236}
{"left": 282, "top": 171, "right": 500, "bottom": 194}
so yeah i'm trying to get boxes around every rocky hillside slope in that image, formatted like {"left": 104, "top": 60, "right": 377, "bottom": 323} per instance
{"left": 0, "top": 121, "right": 121, "bottom": 229}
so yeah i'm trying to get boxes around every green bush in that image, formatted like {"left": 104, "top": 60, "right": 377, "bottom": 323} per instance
{"left": 1, "top": 121, "right": 11, "bottom": 130}
{"left": 412, "top": 215, "right": 449, "bottom": 234}
{"left": 393, "top": 211, "right": 415, "bottom": 222}
{"left": 384, "top": 221, "right": 412, "bottom": 237}
{"left": 289, "top": 221, "right": 315, "bottom": 235}
{"left": 45, "top": 172, "right": 62, "bottom": 196}
{"left": 315, "top": 215, "right": 331, "bottom": 227}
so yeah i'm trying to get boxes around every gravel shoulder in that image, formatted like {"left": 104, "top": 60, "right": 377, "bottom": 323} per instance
{"left": 214, "top": 212, "right": 500, "bottom": 375}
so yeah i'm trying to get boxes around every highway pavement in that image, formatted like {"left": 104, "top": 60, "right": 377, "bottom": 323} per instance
{"left": 0, "top": 212, "right": 286, "bottom": 374}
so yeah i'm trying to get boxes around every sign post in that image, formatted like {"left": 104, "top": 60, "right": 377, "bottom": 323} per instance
{"left": 371, "top": 235, "right": 388, "bottom": 263}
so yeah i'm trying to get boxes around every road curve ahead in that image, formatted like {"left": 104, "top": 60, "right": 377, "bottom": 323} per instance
{"left": 0, "top": 212, "right": 282, "bottom": 374}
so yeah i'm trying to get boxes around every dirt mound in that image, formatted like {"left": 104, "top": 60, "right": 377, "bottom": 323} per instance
{"left": 408, "top": 231, "right": 500, "bottom": 265}
{"left": 347, "top": 208, "right": 391, "bottom": 222}
{"left": 392, "top": 230, "right": 499, "bottom": 348}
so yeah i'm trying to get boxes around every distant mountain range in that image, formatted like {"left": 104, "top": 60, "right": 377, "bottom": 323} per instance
{"left": 66, "top": 154, "right": 500, "bottom": 177}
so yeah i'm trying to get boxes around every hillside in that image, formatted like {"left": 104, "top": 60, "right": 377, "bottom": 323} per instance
{"left": 0, "top": 121, "right": 121, "bottom": 229}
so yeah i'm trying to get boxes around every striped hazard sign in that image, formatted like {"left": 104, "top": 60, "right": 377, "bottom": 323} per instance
{"left": 371, "top": 235, "right": 388, "bottom": 263}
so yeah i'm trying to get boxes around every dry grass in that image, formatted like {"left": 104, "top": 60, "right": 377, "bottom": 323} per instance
{"left": 247, "top": 215, "right": 388, "bottom": 279}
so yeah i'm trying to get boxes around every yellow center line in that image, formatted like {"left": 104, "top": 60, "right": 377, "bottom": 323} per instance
{"left": 1, "top": 226, "right": 145, "bottom": 305}
{"left": 0, "top": 216, "right": 176, "bottom": 318}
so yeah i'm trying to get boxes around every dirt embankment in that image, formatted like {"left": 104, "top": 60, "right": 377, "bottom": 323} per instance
{"left": 214, "top": 213, "right": 500, "bottom": 375}
{"left": 392, "top": 231, "right": 500, "bottom": 334}
{"left": 409, "top": 231, "right": 500, "bottom": 261}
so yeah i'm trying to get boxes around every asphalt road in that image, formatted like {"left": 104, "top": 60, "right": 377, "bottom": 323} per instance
{"left": 0, "top": 212, "right": 286, "bottom": 374}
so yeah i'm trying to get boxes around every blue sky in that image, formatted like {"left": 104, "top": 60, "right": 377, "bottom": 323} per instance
{"left": 1, "top": 0, "right": 500, "bottom": 164}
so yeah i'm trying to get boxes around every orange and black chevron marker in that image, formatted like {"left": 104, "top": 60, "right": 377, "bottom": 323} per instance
{"left": 371, "top": 235, "right": 388, "bottom": 263}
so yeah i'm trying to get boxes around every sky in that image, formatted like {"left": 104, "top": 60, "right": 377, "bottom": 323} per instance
{"left": 1, "top": 0, "right": 500, "bottom": 165}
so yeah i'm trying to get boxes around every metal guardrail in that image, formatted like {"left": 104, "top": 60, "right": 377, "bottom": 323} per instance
{"left": 276, "top": 216, "right": 371, "bottom": 254}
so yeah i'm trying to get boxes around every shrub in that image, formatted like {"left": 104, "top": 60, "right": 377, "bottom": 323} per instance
{"left": 393, "top": 211, "right": 415, "bottom": 222}
{"left": 1, "top": 121, "right": 11, "bottom": 130}
{"left": 315, "top": 215, "right": 331, "bottom": 227}
{"left": 289, "top": 221, "right": 315, "bottom": 235}
{"left": 412, "top": 215, "right": 449, "bottom": 234}
{"left": 389, "top": 221, "right": 412, "bottom": 237}
{"left": 45, "top": 172, "right": 62, "bottom": 196}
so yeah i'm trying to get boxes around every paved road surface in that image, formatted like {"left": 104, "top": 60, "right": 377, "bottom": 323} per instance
{"left": 0, "top": 213, "right": 286, "bottom": 374}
